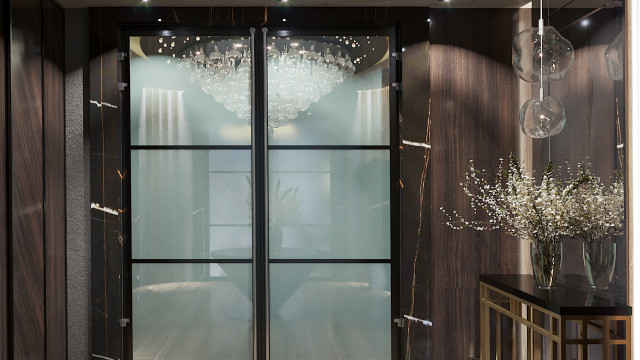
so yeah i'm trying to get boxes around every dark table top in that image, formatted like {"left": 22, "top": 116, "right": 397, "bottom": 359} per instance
{"left": 480, "top": 274, "right": 631, "bottom": 316}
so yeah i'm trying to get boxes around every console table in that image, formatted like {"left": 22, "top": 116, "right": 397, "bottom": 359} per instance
{"left": 480, "top": 274, "right": 631, "bottom": 360}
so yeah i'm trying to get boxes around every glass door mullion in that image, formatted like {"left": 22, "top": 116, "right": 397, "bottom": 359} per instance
{"left": 252, "top": 26, "right": 269, "bottom": 360}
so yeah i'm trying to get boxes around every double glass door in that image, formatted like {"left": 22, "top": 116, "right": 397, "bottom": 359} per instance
{"left": 126, "top": 27, "right": 397, "bottom": 360}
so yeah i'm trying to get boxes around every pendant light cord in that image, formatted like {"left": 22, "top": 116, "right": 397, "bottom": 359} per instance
{"left": 539, "top": 0, "right": 544, "bottom": 101}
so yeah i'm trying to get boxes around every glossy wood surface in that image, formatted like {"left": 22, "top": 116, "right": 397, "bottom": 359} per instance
{"left": 43, "top": 1, "right": 67, "bottom": 359}
{"left": 481, "top": 274, "right": 631, "bottom": 315}
{"left": 0, "top": 1, "right": 7, "bottom": 358}
{"left": 1, "top": 0, "right": 66, "bottom": 359}
{"left": 398, "top": 14, "right": 432, "bottom": 360}
{"left": 429, "top": 8, "right": 523, "bottom": 360}
{"left": 11, "top": 0, "right": 45, "bottom": 358}
{"left": 89, "top": 8, "right": 124, "bottom": 358}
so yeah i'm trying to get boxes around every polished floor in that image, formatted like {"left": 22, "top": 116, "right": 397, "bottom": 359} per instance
{"left": 132, "top": 279, "right": 390, "bottom": 360}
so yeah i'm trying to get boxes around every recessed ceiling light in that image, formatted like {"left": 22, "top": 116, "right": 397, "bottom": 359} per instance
{"left": 581, "top": 19, "right": 590, "bottom": 27}
{"left": 283, "top": 18, "right": 287, "bottom": 22}
{"left": 157, "top": 18, "right": 162, "bottom": 22}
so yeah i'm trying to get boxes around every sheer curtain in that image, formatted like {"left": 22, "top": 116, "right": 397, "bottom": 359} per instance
{"left": 355, "top": 86, "right": 389, "bottom": 145}
{"left": 133, "top": 87, "right": 196, "bottom": 283}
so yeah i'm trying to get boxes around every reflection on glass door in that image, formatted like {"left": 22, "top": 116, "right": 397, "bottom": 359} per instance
{"left": 267, "top": 34, "right": 392, "bottom": 360}
{"left": 129, "top": 34, "right": 253, "bottom": 360}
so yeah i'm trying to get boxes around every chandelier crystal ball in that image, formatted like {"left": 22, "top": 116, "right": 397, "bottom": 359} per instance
{"left": 519, "top": 96, "right": 566, "bottom": 138}
{"left": 512, "top": 26, "right": 575, "bottom": 83}
{"left": 177, "top": 38, "right": 356, "bottom": 130}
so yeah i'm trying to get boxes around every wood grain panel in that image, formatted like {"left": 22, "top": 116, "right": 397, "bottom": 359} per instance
{"left": 43, "top": 1, "right": 67, "bottom": 359}
{"left": 10, "top": 0, "right": 45, "bottom": 359}
{"left": 429, "top": 9, "right": 523, "bottom": 360}
{"left": 0, "top": 1, "right": 8, "bottom": 358}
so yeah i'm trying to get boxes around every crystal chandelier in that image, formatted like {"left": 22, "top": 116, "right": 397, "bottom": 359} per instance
{"left": 177, "top": 38, "right": 356, "bottom": 132}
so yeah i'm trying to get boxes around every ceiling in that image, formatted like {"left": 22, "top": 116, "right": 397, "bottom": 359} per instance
{"left": 56, "top": 0, "right": 622, "bottom": 9}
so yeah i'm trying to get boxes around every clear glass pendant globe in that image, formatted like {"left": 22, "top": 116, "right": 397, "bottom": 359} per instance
{"left": 605, "top": 30, "right": 624, "bottom": 81}
{"left": 519, "top": 96, "right": 566, "bottom": 138}
{"left": 512, "top": 26, "right": 575, "bottom": 83}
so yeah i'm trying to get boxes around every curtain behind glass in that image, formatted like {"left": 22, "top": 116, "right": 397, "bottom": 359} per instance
{"left": 132, "top": 87, "right": 199, "bottom": 282}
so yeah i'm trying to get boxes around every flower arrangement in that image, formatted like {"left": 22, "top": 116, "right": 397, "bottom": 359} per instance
{"left": 440, "top": 154, "right": 571, "bottom": 244}
{"left": 440, "top": 154, "right": 624, "bottom": 288}
{"left": 565, "top": 163, "right": 624, "bottom": 242}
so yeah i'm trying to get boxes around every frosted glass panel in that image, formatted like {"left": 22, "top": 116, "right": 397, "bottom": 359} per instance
{"left": 132, "top": 150, "right": 251, "bottom": 259}
{"left": 268, "top": 36, "right": 390, "bottom": 146}
{"left": 270, "top": 263, "right": 391, "bottom": 360}
{"left": 130, "top": 36, "right": 251, "bottom": 146}
{"left": 269, "top": 150, "right": 390, "bottom": 259}
{"left": 132, "top": 263, "right": 252, "bottom": 360}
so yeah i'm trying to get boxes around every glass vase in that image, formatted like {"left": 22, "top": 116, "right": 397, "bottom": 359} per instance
{"left": 583, "top": 237, "right": 616, "bottom": 290}
{"left": 530, "top": 241, "right": 562, "bottom": 289}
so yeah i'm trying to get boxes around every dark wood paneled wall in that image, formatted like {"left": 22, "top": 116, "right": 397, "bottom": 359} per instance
{"left": 11, "top": 0, "right": 46, "bottom": 357}
{"left": 0, "top": 1, "right": 7, "bottom": 358}
{"left": 429, "top": 9, "right": 523, "bottom": 360}
{"left": 2, "top": 0, "right": 66, "bottom": 359}
{"left": 43, "top": 0, "right": 67, "bottom": 359}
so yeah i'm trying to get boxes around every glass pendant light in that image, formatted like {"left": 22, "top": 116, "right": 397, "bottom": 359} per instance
{"left": 516, "top": 0, "right": 569, "bottom": 138}
{"left": 512, "top": 26, "right": 575, "bottom": 83}
{"left": 605, "top": 30, "right": 624, "bottom": 81}
{"left": 519, "top": 94, "right": 566, "bottom": 138}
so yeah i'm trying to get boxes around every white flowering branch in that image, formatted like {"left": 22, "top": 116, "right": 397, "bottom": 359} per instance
{"left": 441, "top": 155, "right": 624, "bottom": 245}
{"left": 565, "top": 162, "right": 624, "bottom": 242}
{"left": 441, "top": 154, "right": 571, "bottom": 244}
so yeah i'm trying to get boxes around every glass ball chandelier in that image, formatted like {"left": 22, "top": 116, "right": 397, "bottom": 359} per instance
{"left": 512, "top": 0, "right": 575, "bottom": 138}
{"left": 177, "top": 38, "right": 356, "bottom": 132}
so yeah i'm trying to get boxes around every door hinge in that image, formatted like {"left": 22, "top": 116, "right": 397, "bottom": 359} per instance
{"left": 119, "top": 318, "right": 130, "bottom": 327}
{"left": 117, "top": 82, "right": 128, "bottom": 91}
{"left": 393, "top": 318, "right": 406, "bottom": 328}
{"left": 117, "top": 51, "right": 128, "bottom": 61}
{"left": 391, "top": 52, "right": 402, "bottom": 61}
{"left": 392, "top": 82, "right": 402, "bottom": 91}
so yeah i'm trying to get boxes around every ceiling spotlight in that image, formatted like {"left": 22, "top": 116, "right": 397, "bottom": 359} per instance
{"left": 581, "top": 19, "right": 590, "bottom": 27}
{"left": 157, "top": 18, "right": 162, "bottom": 22}
{"left": 283, "top": 18, "right": 287, "bottom": 22}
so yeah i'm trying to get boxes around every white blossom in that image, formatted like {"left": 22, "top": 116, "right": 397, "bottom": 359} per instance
{"left": 441, "top": 155, "right": 623, "bottom": 244}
